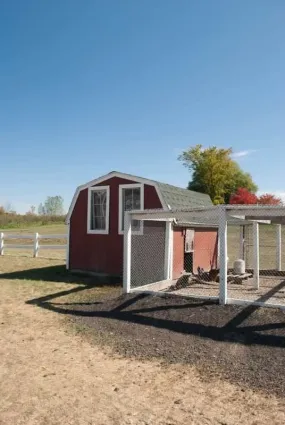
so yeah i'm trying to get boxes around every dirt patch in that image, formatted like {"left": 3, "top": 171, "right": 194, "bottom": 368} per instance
{"left": 1, "top": 257, "right": 285, "bottom": 424}
{"left": 39, "top": 292, "right": 285, "bottom": 398}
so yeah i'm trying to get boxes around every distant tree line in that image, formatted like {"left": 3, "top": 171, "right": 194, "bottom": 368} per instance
{"left": 37, "top": 196, "right": 65, "bottom": 216}
{"left": 0, "top": 196, "right": 66, "bottom": 229}
{"left": 179, "top": 145, "right": 282, "bottom": 205}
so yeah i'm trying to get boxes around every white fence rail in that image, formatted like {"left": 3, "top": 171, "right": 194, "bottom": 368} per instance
{"left": 0, "top": 232, "right": 67, "bottom": 257}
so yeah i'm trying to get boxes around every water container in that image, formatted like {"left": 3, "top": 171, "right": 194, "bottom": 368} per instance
{"left": 233, "top": 259, "right": 245, "bottom": 275}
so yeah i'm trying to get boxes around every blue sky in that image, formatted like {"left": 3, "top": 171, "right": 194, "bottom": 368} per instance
{"left": 1, "top": 0, "right": 285, "bottom": 213}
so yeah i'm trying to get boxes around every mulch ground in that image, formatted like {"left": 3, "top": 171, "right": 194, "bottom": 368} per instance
{"left": 46, "top": 291, "right": 285, "bottom": 397}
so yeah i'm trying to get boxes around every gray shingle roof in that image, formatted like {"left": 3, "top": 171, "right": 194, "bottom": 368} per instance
{"left": 154, "top": 181, "right": 213, "bottom": 210}
{"left": 111, "top": 171, "right": 213, "bottom": 209}
{"left": 107, "top": 171, "right": 213, "bottom": 209}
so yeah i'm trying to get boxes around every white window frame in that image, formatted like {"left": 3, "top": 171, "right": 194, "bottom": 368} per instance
{"left": 87, "top": 186, "right": 110, "bottom": 235}
{"left": 118, "top": 183, "right": 144, "bottom": 235}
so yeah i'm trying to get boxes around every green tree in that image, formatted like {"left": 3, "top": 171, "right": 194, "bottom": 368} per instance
{"left": 44, "top": 196, "right": 64, "bottom": 215}
{"left": 179, "top": 145, "right": 257, "bottom": 204}
{"left": 38, "top": 196, "right": 65, "bottom": 215}
{"left": 38, "top": 203, "right": 45, "bottom": 215}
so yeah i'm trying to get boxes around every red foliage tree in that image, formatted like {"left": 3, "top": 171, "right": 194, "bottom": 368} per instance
{"left": 229, "top": 188, "right": 258, "bottom": 205}
{"left": 258, "top": 193, "right": 283, "bottom": 205}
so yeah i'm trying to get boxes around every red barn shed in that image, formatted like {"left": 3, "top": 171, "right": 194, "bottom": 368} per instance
{"left": 66, "top": 171, "right": 218, "bottom": 281}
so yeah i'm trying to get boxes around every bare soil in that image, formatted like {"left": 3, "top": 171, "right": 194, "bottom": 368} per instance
{"left": 1, "top": 257, "right": 285, "bottom": 424}
{"left": 57, "top": 292, "right": 285, "bottom": 398}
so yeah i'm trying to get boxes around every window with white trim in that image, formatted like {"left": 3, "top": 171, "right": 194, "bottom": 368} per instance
{"left": 88, "top": 186, "right": 110, "bottom": 234}
{"left": 119, "top": 184, "right": 143, "bottom": 234}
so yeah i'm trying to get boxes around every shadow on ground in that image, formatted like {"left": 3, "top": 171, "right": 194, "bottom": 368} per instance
{"left": 3, "top": 264, "right": 285, "bottom": 396}
{"left": 23, "top": 288, "right": 285, "bottom": 349}
{"left": 0, "top": 265, "right": 122, "bottom": 306}
{"left": 0, "top": 265, "right": 121, "bottom": 286}
{"left": 29, "top": 290, "right": 285, "bottom": 397}
{"left": 23, "top": 285, "right": 285, "bottom": 396}
{"left": 2, "top": 265, "right": 285, "bottom": 350}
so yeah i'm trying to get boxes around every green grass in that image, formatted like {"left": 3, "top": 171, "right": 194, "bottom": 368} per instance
{"left": 0, "top": 212, "right": 65, "bottom": 230}
{"left": 1, "top": 223, "right": 67, "bottom": 235}
{"left": 0, "top": 256, "right": 120, "bottom": 301}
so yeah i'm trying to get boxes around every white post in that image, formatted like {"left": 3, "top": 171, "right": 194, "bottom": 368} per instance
{"left": 217, "top": 229, "right": 220, "bottom": 268}
{"left": 33, "top": 232, "right": 39, "bottom": 258}
{"left": 253, "top": 222, "right": 260, "bottom": 289}
{"left": 123, "top": 212, "right": 132, "bottom": 294}
{"left": 219, "top": 206, "right": 228, "bottom": 305}
{"left": 169, "top": 223, "right": 173, "bottom": 280}
{"left": 66, "top": 222, "right": 70, "bottom": 270}
{"left": 0, "top": 232, "right": 4, "bottom": 256}
{"left": 239, "top": 225, "right": 245, "bottom": 260}
{"left": 164, "top": 221, "right": 173, "bottom": 279}
{"left": 276, "top": 224, "right": 282, "bottom": 272}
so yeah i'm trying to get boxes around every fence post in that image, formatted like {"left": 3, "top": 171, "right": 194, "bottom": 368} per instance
{"left": 253, "top": 222, "right": 260, "bottom": 289}
{"left": 239, "top": 225, "right": 245, "bottom": 260}
{"left": 0, "top": 232, "right": 4, "bottom": 256}
{"left": 276, "top": 224, "right": 282, "bottom": 272}
{"left": 164, "top": 221, "right": 173, "bottom": 279}
{"left": 33, "top": 233, "right": 39, "bottom": 258}
{"left": 123, "top": 212, "right": 132, "bottom": 294}
{"left": 219, "top": 206, "right": 228, "bottom": 305}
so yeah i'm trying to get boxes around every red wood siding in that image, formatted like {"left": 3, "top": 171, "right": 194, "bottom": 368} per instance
{"left": 172, "top": 227, "right": 218, "bottom": 278}
{"left": 172, "top": 227, "right": 185, "bottom": 279}
{"left": 69, "top": 176, "right": 162, "bottom": 275}
{"left": 193, "top": 229, "right": 218, "bottom": 273}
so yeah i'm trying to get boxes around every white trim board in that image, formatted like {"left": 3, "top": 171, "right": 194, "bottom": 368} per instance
{"left": 66, "top": 222, "right": 70, "bottom": 269}
{"left": 118, "top": 183, "right": 144, "bottom": 235}
{"left": 87, "top": 186, "right": 110, "bottom": 235}
{"left": 66, "top": 171, "right": 169, "bottom": 223}
{"left": 164, "top": 221, "right": 173, "bottom": 279}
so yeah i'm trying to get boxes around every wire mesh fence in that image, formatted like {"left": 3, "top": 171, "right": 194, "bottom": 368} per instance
{"left": 244, "top": 224, "right": 285, "bottom": 271}
{"left": 130, "top": 220, "right": 166, "bottom": 290}
{"left": 127, "top": 212, "right": 220, "bottom": 300}
{"left": 124, "top": 206, "right": 285, "bottom": 309}
{"left": 227, "top": 222, "right": 285, "bottom": 307}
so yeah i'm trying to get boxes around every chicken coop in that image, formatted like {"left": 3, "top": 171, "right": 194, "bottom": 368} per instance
{"left": 123, "top": 205, "right": 285, "bottom": 309}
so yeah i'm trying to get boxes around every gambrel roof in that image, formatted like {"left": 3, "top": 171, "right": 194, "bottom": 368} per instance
{"left": 66, "top": 171, "right": 212, "bottom": 223}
